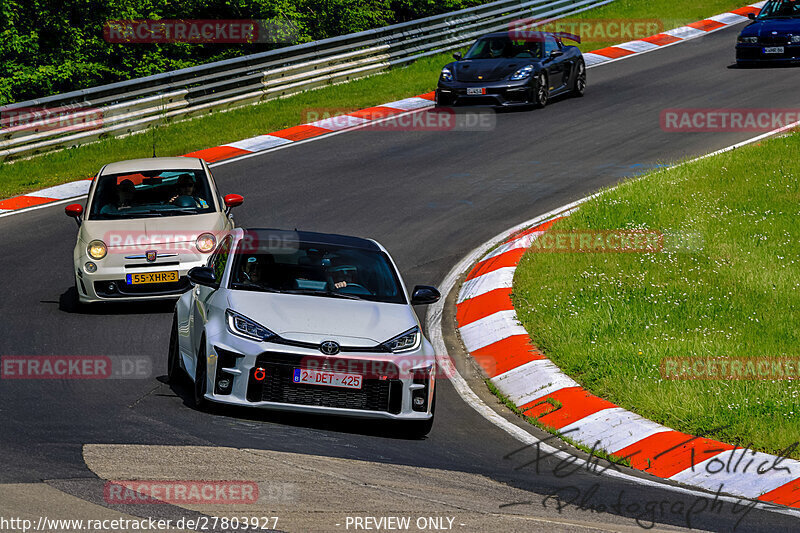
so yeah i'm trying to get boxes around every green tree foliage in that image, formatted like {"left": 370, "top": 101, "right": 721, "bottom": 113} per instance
{"left": 0, "top": 0, "right": 485, "bottom": 105}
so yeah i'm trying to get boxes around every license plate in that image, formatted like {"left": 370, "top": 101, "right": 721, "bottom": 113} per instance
{"left": 764, "top": 46, "right": 784, "bottom": 54}
{"left": 293, "top": 368, "right": 362, "bottom": 389}
{"left": 467, "top": 87, "right": 486, "bottom": 95}
{"left": 126, "top": 271, "right": 179, "bottom": 284}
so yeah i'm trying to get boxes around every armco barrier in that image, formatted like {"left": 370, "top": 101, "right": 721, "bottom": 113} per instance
{"left": 0, "top": 0, "right": 612, "bottom": 162}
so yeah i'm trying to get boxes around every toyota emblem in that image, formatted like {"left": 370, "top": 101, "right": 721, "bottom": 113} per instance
{"left": 145, "top": 250, "right": 157, "bottom": 262}
{"left": 320, "top": 341, "right": 340, "bottom": 355}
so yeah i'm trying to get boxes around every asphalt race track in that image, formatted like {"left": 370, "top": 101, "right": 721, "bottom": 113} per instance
{"left": 2, "top": 24, "right": 800, "bottom": 532}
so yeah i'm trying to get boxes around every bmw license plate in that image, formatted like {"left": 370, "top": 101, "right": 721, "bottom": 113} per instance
{"left": 293, "top": 368, "right": 362, "bottom": 389}
{"left": 467, "top": 87, "right": 487, "bottom": 95}
{"left": 764, "top": 46, "right": 784, "bottom": 54}
{"left": 126, "top": 271, "right": 179, "bottom": 284}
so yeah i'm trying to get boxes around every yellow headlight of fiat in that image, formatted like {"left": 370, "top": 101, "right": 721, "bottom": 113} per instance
{"left": 87, "top": 240, "right": 107, "bottom": 260}
{"left": 196, "top": 233, "right": 216, "bottom": 253}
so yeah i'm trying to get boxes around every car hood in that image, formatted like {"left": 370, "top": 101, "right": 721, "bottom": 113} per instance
{"left": 452, "top": 59, "right": 536, "bottom": 82}
{"left": 80, "top": 213, "right": 228, "bottom": 247}
{"left": 227, "top": 291, "right": 418, "bottom": 346}
{"left": 740, "top": 19, "right": 800, "bottom": 37}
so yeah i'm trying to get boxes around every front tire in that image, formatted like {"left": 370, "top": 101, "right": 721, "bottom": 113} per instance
{"left": 571, "top": 60, "right": 586, "bottom": 97}
{"left": 532, "top": 73, "right": 549, "bottom": 108}
{"left": 193, "top": 342, "right": 208, "bottom": 409}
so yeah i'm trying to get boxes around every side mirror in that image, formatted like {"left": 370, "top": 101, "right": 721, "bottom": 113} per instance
{"left": 65, "top": 203, "right": 83, "bottom": 226}
{"left": 748, "top": 12, "right": 756, "bottom": 20}
{"left": 187, "top": 266, "right": 218, "bottom": 288}
{"left": 453, "top": 52, "right": 462, "bottom": 61}
{"left": 549, "top": 49, "right": 564, "bottom": 59}
{"left": 411, "top": 285, "right": 441, "bottom": 306}
{"left": 224, "top": 194, "right": 244, "bottom": 212}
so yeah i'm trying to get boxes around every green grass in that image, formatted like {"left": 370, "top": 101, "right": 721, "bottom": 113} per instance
{"left": 513, "top": 131, "right": 800, "bottom": 458}
{"left": 0, "top": 0, "right": 752, "bottom": 200}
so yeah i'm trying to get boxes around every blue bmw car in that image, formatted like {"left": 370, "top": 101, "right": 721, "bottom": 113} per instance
{"left": 736, "top": 0, "right": 800, "bottom": 65}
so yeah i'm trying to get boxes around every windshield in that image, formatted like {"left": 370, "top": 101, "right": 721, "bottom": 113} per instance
{"left": 757, "top": 0, "right": 800, "bottom": 18}
{"left": 464, "top": 36, "right": 544, "bottom": 59}
{"left": 89, "top": 169, "right": 215, "bottom": 220}
{"left": 229, "top": 240, "right": 407, "bottom": 304}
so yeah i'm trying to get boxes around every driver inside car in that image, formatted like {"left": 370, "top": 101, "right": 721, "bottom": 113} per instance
{"left": 488, "top": 39, "right": 508, "bottom": 58}
{"left": 170, "top": 174, "right": 209, "bottom": 208}
{"left": 327, "top": 264, "right": 360, "bottom": 290}
{"left": 100, "top": 179, "right": 136, "bottom": 214}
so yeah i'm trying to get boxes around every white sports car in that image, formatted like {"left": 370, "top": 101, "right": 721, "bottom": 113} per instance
{"left": 65, "top": 157, "right": 243, "bottom": 303}
{"left": 169, "top": 228, "right": 440, "bottom": 436}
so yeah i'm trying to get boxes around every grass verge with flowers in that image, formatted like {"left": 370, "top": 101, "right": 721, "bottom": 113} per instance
{"left": 513, "top": 130, "right": 800, "bottom": 458}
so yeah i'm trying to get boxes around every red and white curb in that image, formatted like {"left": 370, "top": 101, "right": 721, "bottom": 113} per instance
{"left": 0, "top": 93, "right": 435, "bottom": 216}
{"left": 582, "top": 2, "right": 766, "bottom": 66}
{"left": 454, "top": 215, "right": 800, "bottom": 510}
{"left": 0, "top": 3, "right": 765, "bottom": 218}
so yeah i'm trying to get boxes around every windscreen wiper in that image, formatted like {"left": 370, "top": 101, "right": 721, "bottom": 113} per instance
{"left": 280, "top": 289, "right": 362, "bottom": 300}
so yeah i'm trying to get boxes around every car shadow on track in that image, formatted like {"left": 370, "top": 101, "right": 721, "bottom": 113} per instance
{"left": 432, "top": 94, "right": 573, "bottom": 116}
{"left": 160, "top": 374, "right": 429, "bottom": 441}
{"left": 727, "top": 62, "right": 800, "bottom": 69}
{"left": 57, "top": 286, "right": 175, "bottom": 315}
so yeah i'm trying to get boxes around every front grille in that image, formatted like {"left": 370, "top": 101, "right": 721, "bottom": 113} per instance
{"left": 94, "top": 277, "right": 190, "bottom": 297}
{"left": 246, "top": 352, "right": 402, "bottom": 413}
{"left": 456, "top": 95, "right": 502, "bottom": 106}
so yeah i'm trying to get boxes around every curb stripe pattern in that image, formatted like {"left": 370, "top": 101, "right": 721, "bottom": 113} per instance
{"left": 0, "top": 2, "right": 766, "bottom": 215}
{"left": 581, "top": 2, "right": 764, "bottom": 66}
{"left": 455, "top": 215, "right": 800, "bottom": 508}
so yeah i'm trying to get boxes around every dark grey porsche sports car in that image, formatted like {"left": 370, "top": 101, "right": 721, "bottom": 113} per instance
{"left": 435, "top": 31, "right": 586, "bottom": 108}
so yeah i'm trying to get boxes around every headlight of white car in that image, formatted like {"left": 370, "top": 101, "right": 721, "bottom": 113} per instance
{"left": 226, "top": 309, "right": 276, "bottom": 341}
{"left": 382, "top": 326, "right": 421, "bottom": 353}
{"left": 196, "top": 233, "right": 216, "bottom": 253}
{"left": 510, "top": 65, "right": 535, "bottom": 81}
{"left": 87, "top": 240, "right": 107, "bottom": 260}
{"left": 441, "top": 67, "right": 453, "bottom": 81}
{"left": 738, "top": 36, "right": 758, "bottom": 43}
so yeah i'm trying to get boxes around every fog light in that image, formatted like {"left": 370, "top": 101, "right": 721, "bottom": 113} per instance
{"left": 215, "top": 372, "right": 234, "bottom": 395}
{"left": 107, "top": 282, "right": 117, "bottom": 293}
{"left": 84, "top": 262, "right": 97, "bottom": 273}
{"left": 413, "top": 396, "right": 426, "bottom": 407}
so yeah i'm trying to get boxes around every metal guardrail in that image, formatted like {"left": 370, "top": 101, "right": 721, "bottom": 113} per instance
{"left": 0, "top": 0, "right": 613, "bottom": 162}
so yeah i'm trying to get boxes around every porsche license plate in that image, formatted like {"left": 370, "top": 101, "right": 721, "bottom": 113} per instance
{"left": 764, "top": 46, "right": 784, "bottom": 54}
{"left": 467, "top": 87, "right": 487, "bottom": 95}
{"left": 126, "top": 271, "right": 179, "bottom": 284}
{"left": 293, "top": 368, "right": 362, "bottom": 389}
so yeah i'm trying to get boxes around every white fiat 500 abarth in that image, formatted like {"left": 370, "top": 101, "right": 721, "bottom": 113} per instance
{"left": 65, "top": 157, "right": 243, "bottom": 303}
